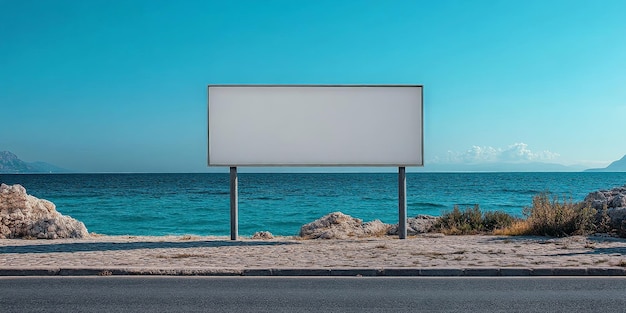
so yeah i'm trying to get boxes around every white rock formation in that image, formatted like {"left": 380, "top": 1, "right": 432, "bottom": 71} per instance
{"left": 299, "top": 212, "right": 390, "bottom": 239}
{"left": 584, "top": 185, "right": 626, "bottom": 210}
{"left": 251, "top": 231, "right": 274, "bottom": 240}
{"left": 0, "top": 183, "right": 89, "bottom": 239}
{"left": 584, "top": 185, "right": 626, "bottom": 235}
{"left": 387, "top": 215, "right": 438, "bottom": 236}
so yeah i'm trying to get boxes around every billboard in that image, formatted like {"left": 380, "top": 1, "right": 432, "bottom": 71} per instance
{"left": 208, "top": 85, "right": 423, "bottom": 166}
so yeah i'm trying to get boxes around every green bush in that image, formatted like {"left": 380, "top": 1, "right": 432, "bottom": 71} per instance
{"left": 435, "top": 205, "right": 515, "bottom": 235}
{"left": 483, "top": 210, "right": 515, "bottom": 231}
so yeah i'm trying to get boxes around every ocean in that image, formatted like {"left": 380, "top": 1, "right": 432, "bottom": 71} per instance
{"left": 2, "top": 172, "right": 625, "bottom": 236}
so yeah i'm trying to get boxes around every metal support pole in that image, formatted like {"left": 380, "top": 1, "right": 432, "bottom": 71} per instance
{"left": 230, "top": 166, "right": 238, "bottom": 240}
{"left": 398, "top": 166, "right": 407, "bottom": 239}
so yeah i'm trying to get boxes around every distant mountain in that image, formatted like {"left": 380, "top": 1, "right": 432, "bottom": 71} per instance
{"left": 423, "top": 162, "right": 586, "bottom": 172}
{"left": 586, "top": 154, "right": 626, "bottom": 172}
{"left": 0, "top": 151, "right": 68, "bottom": 173}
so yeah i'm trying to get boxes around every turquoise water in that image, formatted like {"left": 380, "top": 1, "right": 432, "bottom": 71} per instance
{"left": 2, "top": 173, "right": 625, "bottom": 236}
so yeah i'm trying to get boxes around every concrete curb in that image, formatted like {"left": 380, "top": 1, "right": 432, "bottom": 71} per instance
{"left": 1, "top": 267, "right": 626, "bottom": 277}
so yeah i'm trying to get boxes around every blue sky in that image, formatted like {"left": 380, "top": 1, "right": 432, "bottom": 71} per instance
{"left": 1, "top": 0, "right": 625, "bottom": 172}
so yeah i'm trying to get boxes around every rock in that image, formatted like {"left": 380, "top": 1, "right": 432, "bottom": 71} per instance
{"left": 299, "top": 212, "right": 391, "bottom": 239}
{"left": 584, "top": 185, "right": 626, "bottom": 210}
{"left": 387, "top": 215, "right": 438, "bottom": 236}
{"left": 610, "top": 194, "right": 626, "bottom": 208}
{"left": 0, "top": 183, "right": 89, "bottom": 239}
{"left": 251, "top": 231, "right": 274, "bottom": 240}
{"left": 584, "top": 185, "right": 626, "bottom": 234}
{"left": 362, "top": 220, "right": 389, "bottom": 237}
{"left": 604, "top": 208, "right": 626, "bottom": 223}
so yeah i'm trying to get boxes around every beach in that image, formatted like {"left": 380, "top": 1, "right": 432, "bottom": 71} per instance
{"left": 1, "top": 234, "right": 626, "bottom": 276}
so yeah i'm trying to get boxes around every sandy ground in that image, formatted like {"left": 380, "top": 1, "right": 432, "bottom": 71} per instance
{"left": 1, "top": 234, "right": 625, "bottom": 270}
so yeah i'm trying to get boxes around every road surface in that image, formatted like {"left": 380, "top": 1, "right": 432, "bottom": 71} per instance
{"left": 2, "top": 276, "right": 626, "bottom": 312}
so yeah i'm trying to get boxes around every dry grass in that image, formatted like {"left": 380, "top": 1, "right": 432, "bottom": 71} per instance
{"left": 157, "top": 253, "right": 207, "bottom": 259}
{"left": 493, "top": 220, "right": 532, "bottom": 236}
{"left": 98, "top": 270, "right": 113, "bottom": 276}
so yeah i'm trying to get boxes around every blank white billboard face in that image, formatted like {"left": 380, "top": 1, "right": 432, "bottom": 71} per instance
{"left": 208, "top": 85, "right": 423, "bottom": 166}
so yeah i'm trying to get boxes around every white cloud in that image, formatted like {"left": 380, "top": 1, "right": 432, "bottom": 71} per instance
{"left": 439, "top": 143, "right": 560, "bottom": 164}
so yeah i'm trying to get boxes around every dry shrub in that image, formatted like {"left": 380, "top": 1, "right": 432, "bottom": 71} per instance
{"left": 521, "top": 193, "right": 596, "bottom": 237}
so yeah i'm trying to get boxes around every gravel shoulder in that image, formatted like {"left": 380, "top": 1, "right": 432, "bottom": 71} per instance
{"left": 1, "top": 234, "right": 625, "bottom": 272}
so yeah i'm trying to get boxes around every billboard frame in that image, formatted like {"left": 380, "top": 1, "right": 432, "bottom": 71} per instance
{"left": 207, "top": 84, "right": 424, "bottom": 240}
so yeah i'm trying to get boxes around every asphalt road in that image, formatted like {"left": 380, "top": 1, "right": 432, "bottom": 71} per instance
{"left": 2, "top": 276, "right": 626, "bottom": 312}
